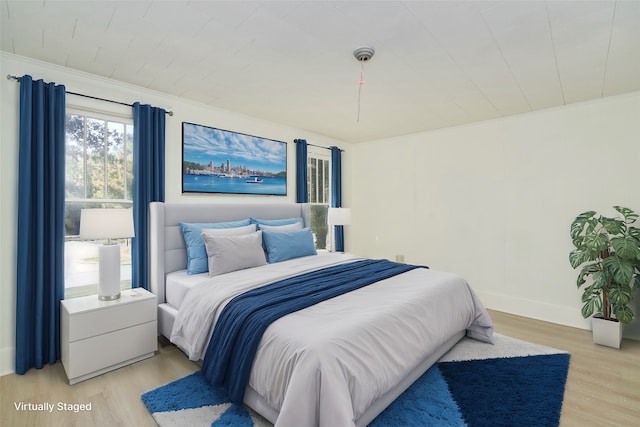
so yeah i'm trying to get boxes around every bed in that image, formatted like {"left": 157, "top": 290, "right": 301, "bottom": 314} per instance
{"left": 149, "top": 202, "right": 494, "bottom": 427}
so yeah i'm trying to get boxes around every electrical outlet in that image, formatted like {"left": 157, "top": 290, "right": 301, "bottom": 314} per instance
{"left": 395, "top": 255, "right": 405, "bottom": 263}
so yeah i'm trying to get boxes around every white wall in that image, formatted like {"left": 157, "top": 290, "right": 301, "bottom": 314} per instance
{"left": 350, "top": 92, "right": 640, "bottom": 340}
{"left": 0, "top": 52, "right": 348, "bottom": 375}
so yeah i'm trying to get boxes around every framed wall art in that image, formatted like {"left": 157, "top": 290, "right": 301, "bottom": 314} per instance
{"left": 182, "top": 122, "right": 287, "bottom": 196}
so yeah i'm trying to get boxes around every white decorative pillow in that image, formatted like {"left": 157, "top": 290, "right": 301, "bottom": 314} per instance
{"left": 201, "top": 230, "right": 267, "bottom": 277}
{"left": 258, "top": 222, "right": 303, "bottom": 233}
{"left": 181, "top": 220, "right": 253, "bottom": 274}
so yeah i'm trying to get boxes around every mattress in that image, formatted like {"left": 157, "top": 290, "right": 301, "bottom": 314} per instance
{"left": 165, "top": 269, "right": 210, "bottom": 310}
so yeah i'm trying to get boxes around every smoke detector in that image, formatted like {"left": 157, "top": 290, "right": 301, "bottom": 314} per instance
{"left": 353, "top": 46, "right": 375, "bottom": 62}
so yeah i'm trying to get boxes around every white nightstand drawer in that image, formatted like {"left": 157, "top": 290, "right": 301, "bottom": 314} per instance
{"left": 65, "top": 292, "right": 156, "bottom": 341}
{"left": 65, "top": 320, "right": 157, "bottom": 381}
{"left": 62, "top": 289, "right": 157, "bottom": 342}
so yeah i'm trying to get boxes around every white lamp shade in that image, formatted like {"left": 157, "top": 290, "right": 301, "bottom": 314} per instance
{"left": 328, "top": 208, "right": 352, "bottom": 226}
{"left": 79, "top": 208, "right": 135, "bottom": 240}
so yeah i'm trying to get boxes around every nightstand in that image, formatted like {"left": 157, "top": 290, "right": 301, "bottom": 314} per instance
{"left": 61, "top": 288, "right": 157, "bottom": 385}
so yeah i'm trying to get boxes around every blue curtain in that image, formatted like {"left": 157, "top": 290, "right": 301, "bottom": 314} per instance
{"left": 132, "top": 102, "right": 165, "bottom": 290}
{"left": 295, "top": 139, "right": 308, "bottom": 203}
{"left": 330, "top": 146, "right": 344, "bottom": 252}
{"left": 15, "top": 75, "right": 66, "bottom": 374}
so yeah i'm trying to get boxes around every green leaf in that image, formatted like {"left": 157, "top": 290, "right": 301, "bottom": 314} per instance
{"left": 570, "top": 223, "right": 583, "bottom": 240}
{"left": 613, "top": 305, "right": 634, "bottom": 324}
{"left": 595, "top": 296, "right": 603, "bottom": 313}
{"left": 582, "top": 231, "right": 609, "bottom": 254}
{"left": 614, "top": 206, "right": 639, "bottom": 224}
{"left": 570, "top": 211, "right": 596, "bottom": 239}
{"left": 581, "top": 299, "right": 598, "bottom": 319}
{"left": 591, "top": 269, "right": 610, "bottom": 290}
{"left": 569, "top": 249, "right": 594, "bottom": 269}
{"left": 603, "top": 256, "right": 634, "bottom": 286}
{"left": 611, "top": 236, "right": 640, "bottom": 261}
{"left": 571, "top": 236, "right": 584, "bottom": 249}
{"left": 577, "top": 211, "right": 597, "bottom": 220}
{"left": 580, "top": 284, "right": 598, "bottom": 302}
{"left": 628, "top": 226, "right": 640, "bottom": 241}
{"left": 608, "top": 286, "right": 632, "bottom": 306}
{"left": 577, "top": 263, "right": 601, "bottom": 286}
{"left": 600, "top": 217, "right": 625, "bottom": 235}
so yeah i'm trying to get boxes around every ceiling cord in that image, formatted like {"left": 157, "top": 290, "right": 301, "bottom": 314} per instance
{"left": 357, "top": 61, "right": 365, "bottom": 123}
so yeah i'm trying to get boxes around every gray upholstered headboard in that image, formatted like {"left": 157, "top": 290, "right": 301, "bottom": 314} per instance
{"left": 148, "top": 202, "right": 311, "bottom": 303}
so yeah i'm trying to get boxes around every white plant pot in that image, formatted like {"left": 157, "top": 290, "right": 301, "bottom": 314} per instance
{"left": 591, "top": 316, "right": 622, "bottom": 349}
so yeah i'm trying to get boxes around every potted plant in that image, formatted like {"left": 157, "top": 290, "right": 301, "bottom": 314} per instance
{"left": 569, "top": 206, "right": 640, "bottom": 348}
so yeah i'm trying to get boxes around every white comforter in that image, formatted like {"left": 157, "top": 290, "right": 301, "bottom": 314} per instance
{"left": 171, "top": 253, "right": 494, "bottom": 427}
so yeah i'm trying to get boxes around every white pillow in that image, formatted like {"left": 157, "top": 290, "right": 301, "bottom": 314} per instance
{"left": 258, "top": 222, "right": 303, "bottom": 233}
{"left": 201, "top": 230, "right": 267, "bottom": 277}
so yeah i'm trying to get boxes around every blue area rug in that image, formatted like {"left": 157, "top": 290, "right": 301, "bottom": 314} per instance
{"left": 142, "top": 334, "right": 570, "bottom": 427}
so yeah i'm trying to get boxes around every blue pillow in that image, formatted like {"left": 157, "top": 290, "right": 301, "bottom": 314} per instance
{"left": 180, "top": 219, "right": 252, "bottom": 274}
{"left": 262, "top": 228, "right": 317, "bottom": 263}
{"left": 250, "top": 217, "right": 303, "bottom": 227}
{"left": 258, "top": 222, "right": 303, "bottom": 232}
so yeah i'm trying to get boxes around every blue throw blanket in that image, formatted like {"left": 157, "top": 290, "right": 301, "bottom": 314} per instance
{"left": 201, "top": 259, "right": 426, "bottom": 403}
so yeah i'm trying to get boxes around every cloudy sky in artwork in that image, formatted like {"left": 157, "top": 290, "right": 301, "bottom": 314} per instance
{"left": 183, "top": 123, "right": 287, "bottom": 173}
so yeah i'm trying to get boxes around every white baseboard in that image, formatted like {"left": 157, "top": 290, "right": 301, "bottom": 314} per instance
{"left": 478, "top": 291, "right": 590, "bottom": 330}
{"left": 479, "top": 291, "right": 640, "bottom": 340}
{"left": 1, "top": 346, "right": 14, "bottom": 376}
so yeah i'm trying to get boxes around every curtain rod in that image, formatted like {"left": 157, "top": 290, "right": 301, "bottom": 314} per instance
{"left": 7, "top": 74, "right": 174, "bottom": 116}
{"left": 295, "top": 139, "right": 344, "bottom": 152}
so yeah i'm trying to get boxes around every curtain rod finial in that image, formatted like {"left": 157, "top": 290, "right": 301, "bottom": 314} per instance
{"left": 7, "top": 74, "right": 20, "bottom": 81}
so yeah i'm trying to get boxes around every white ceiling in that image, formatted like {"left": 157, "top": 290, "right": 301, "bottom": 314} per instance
{"left": 2, "top": 0, "right": 639, "bottom": 143}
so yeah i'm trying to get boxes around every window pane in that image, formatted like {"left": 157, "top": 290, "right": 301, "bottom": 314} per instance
{"left": 310, "top": 205, "right": 328, "bottom": 250}
{"left": 65, "top": 202, "right": 83, "bottom": 236}
{"left": 316, "top": 158, "right": 323, "bottom": 204}
{"left": 65, "top": 114, "right": 86, "bottom": 199}
{"left": 125, "top": 124, "right": 134, "bottom": 200}
{"left": 85, "top": 118, "right": 106, "bottom": 199}
{"left": 309, "top": 158, "right": 317, "bottom": 203}
{"left": 322, "top": 159, "right": 330, "bottom": 204}
{"left": 107, "top": 121, "right": 125, "bottom": 199}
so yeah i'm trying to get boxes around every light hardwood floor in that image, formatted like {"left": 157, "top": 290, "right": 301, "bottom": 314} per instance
{"left": 1, "top": 310, "right": 638, "bottom": 427}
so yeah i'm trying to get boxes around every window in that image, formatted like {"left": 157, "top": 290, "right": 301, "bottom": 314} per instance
{"left": 64, "top": 110, "right": 134, "bottom": 298}
{"left": 307, "top": 147, "right": 331, "bottom": 250}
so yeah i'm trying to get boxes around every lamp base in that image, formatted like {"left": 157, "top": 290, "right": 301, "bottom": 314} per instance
{"left": 98, "top": 244, "right": 121, "bottom": 301}
{"left": 98, "top": 293, "right": 121, "bottom": 301}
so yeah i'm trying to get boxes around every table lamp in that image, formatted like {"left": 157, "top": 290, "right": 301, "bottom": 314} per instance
{"left": 79, "top": 208, "right": 134, "bottom": 300}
